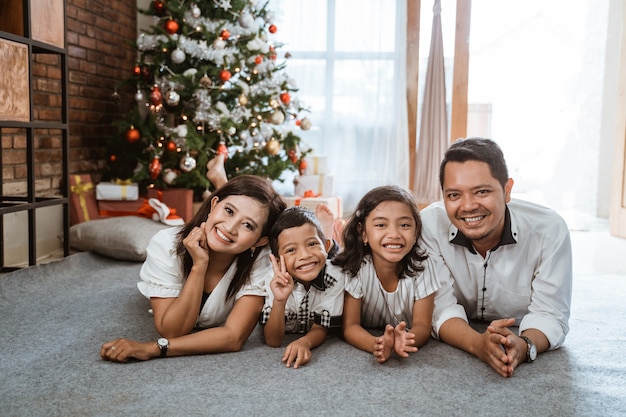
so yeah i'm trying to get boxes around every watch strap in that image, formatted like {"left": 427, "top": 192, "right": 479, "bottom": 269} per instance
{"left": 520, "top": 335, "right": 534, "bottom": 363}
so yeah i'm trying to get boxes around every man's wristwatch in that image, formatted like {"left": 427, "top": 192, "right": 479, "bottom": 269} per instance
{"left": 157, "top": 337, "right": 169, "bottom": 358}
{"left": 520, "top": 335, "right": 537, "bottom": 363}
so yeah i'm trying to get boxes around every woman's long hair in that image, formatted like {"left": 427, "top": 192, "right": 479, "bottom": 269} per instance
{"left": 175, "top": 175, "right": 286, "bottom": 300}
{"left": 332, "top": 185, "right": 427, "bottom": 278}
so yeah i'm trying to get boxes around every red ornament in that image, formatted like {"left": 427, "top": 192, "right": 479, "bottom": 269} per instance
{"left": 219, "top": 70, "right": 231, "bottom": 82}
{"left": 288, "top": 149, "right": 298, "bottom": 163}
{"left": 295, "top": 119, "right": 301, "bottom": 126}
{"left": 269, "top": 24, "right": 277, "bottom": 34}
{"left": 149, "top": 156, "right": 162, "bottom": 180}
{"left": 133, "top": 65, "right": 141, "bottom": 76}
{"left": 298, "top": 160, "right": 307, "bottom": 175}
{"left": 166, "top": 141, "right": 177, "bottom": 152}
{"left": 153, "top": 0, "right": 165, "bottom": 14}
{"left": 150, "top": 85, "right": 162, "bottom": 106}
{"left": 164, "top": 19, "right": 179, "bottom": 34}
{"left": 125, "top": 126, "right": 140, "bottom": 143}
{"left": 269, "top": 54, "right": 277, "bottom": 61}
{"left": 220, "top": 29, "right": 230, "bottom": 40}
{"left": 216, "top": 142, "right": 228, "bottom": 160}
{"left": 254, "top": 55, "right": 263, "bottom": 65}
{"left": 279, "top": 92, "right": 290, "bottom": 105}
{"left": 109, "top": 154, "right": 117, "bottom": 163}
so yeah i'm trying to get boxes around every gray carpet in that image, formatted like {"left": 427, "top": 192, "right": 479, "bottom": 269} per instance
{"left": 0, "top": 250, "right": 624, "bottom": 417}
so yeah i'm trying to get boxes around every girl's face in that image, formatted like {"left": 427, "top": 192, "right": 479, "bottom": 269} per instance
{"left": 361, "top": 200, "right": 417, "bottom": 266}
{"left": 205, "top": 195, "right": 269, "bottom": 255}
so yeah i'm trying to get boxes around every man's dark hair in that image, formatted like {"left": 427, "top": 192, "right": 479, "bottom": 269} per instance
{"left": 439, "top": 138, "right": 509, "bottom": 189}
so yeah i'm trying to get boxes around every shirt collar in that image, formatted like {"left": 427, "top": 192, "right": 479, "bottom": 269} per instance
{"left": 449, "top": 206, "right": 517, "bottom": 254}
{"left": 294, "top": 265, "right": 327, "bottom": 291}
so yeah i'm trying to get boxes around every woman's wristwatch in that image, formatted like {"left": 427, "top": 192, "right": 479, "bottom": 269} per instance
{"left": 157, "top": 337, "right": 169, "bottom": 358}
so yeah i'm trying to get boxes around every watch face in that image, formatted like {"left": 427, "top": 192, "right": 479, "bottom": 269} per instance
{"left": 157, "top": 337, "right": 168, "bottom": 347}
{"left": 529, "top": 344, "right": 538, "bottom": 360}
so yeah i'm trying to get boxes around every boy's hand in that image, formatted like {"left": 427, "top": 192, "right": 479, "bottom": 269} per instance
{"left": 282, "top": 340, "right": 312, "bottom": 369}
{"left": 269, "top": 254, "right": 294, "bottom": 302}
{"left": 393, "top": 321, "right": 418, "bottom": 358}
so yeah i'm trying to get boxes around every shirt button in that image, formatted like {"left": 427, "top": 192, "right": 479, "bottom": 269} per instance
{"left": 482, "top": 287, "right": 486, "bottom": 291}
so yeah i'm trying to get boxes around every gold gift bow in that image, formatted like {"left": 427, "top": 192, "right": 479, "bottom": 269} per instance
{"left": 112, "top": 178, "right": 133, "bottom": 199}
{"left": 70, "top": 176, "right": 94, "bottom": 221}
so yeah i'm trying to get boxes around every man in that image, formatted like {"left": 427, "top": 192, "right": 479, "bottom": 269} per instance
{"left": 419, "top": 138, "right": 572, "bottom": 378}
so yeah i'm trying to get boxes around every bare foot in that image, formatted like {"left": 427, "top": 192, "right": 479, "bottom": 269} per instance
{"left": 315, "top": 203, "right": 334, "bottom": 240}
{"left": 373, "top": 324, "right": 395, "bottom": 363}
{"left": 206, "top": 153, "right": 228, "bottom": 189}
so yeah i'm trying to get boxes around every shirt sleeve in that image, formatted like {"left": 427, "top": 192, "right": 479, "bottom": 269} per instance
{"left": 519, "top": 221, "right": 572, "bottom": 349}
{"left": 137, "top": 227, "right": 184, "bottom": 299}
{"left": 419, "top": 207, "right": 469, "bottom": 339}
{"left": 413, "top": 256, "right": 441, "bottom": 300}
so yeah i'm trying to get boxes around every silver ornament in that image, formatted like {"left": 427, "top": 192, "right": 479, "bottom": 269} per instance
{"left": 165, "top": 90, "right": 180, "bottom": 106}
{"left": 171, "top": 48, "right": 186, "bottom": 64}
{"left": 134, "top": 89, "right": 144, "bottom": 102}
{"left": 191, "top": 5, "right": 201, "bottom": 18}
{"left": 180, "top": 153, "right": 197, "bottom": 172}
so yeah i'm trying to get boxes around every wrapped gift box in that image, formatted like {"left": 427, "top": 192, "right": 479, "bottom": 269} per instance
{"left": 283, "top": 196, "right": 343, "bottom": 220}
{"left": 294, "top": 174, "right": 334, "bottom": 197}
{"left": 96, "top": 181, "right": 139, "bottom": 201}
{"left": 148, "top": 188, "right": 194, "bottom": 222}
{"left": 302, "top": 155, "right": 328, "bottom": 175}
{"left": 98, "top": 199, "right": 145, "bottom": 217}
{"left": 69, "top": 174, "right": 100, "bottom": 225}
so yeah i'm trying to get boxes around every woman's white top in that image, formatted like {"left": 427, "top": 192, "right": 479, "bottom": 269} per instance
{"left": 137, "top": 227, "right": 269, "bottom": 328}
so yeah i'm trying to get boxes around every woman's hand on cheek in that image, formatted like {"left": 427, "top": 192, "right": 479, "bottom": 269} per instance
{"left": 184, "top": 224, "right": 210, "bottom": 266}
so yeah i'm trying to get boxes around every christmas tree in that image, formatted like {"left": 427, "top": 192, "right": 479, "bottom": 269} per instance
{"left": 104, "top": 0, "right": 312, "bottom": 199}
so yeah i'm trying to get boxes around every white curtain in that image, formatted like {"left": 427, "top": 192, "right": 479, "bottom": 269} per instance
{"left": 269, "top": 0, "right": 408, "bottom": 214}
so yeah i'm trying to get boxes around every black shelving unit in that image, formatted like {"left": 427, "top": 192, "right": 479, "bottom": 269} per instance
{"left": 0, "top": 0, "right": 69, "bottom": 271}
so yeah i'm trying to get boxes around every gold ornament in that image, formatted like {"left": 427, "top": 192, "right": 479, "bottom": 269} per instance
{"left": 200, "top": 74, "right": 212, "bottom": 88}
{"left": 269, "top": 110, "right": 285, "bottom": 125}
{"left": 265, "top": 139, "right": 280, "bottom": 155}
{"left": 238, "top": 94, "right": 248, "bottom": 106}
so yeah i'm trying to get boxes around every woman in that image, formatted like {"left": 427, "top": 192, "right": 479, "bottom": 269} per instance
{"left": 100, "top": 175, "right": 286, "bottom": 362}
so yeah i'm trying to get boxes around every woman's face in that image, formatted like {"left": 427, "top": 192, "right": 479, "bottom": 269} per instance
{"left": 204, "top": 195, "right": 269, "bottom": 255}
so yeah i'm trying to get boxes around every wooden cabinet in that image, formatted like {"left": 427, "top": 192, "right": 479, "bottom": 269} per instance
{"left": 0, "top": 0, "right": 69, "bottom": 271}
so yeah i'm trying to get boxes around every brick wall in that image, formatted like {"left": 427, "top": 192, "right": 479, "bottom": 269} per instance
{"left": 1, "top": 1, "right": 137, "bottom": 197}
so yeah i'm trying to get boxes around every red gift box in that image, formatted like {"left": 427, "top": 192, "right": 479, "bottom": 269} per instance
{"left": 147, "top": 188, "right": 194, "bottom": 222}
{"left": 69, "top": 174, "right": 100, "bottom": 225}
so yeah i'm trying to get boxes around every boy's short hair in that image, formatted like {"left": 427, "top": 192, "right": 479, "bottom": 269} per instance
{"left": 269, "top": 206, "right": 325, "bottom": 256}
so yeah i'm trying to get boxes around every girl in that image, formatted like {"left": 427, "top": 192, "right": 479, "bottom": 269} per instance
{"left": 100, "top": 175, "right": 286, "bottom": 362}
{"left": 333, "top": 185, "right": 439, "bottom": 363}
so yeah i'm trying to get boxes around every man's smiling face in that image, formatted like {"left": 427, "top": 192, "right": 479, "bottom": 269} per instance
{"left": 442, "top": 160, "right": 513, "bottom": 255}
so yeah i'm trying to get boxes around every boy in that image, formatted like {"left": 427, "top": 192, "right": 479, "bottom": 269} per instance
{"left": 260, "top": 206, "right": 344, "bottom": 369}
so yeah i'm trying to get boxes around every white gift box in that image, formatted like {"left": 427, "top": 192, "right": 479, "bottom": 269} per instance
{"left": 303, "top": 155, "right": 328, "bottom": 175}
{"left": 96, "top": 182, "right": 139, "bottom": 201}
{"left": 283, "top": 196, "right": 343, "bottom": 219}
{"left": 294, "top": 174, "right": 334, "bottom": 197}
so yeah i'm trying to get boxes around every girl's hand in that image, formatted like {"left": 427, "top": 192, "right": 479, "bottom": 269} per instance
{"left": 183, "top": 222, "right": 209, "bottom": 266}
{"left": 373, "top": 324, "right": 395, "bottom": 363}
{"left": 269, "top": 254, "right": 294, "bottom": 302}
{"left": 393, "top": 321, "right": 418, "bottom": 358}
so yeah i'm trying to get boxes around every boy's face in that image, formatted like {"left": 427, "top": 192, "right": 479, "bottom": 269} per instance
{"left": 277, "top": 223, "right": 327, "bottom": 283}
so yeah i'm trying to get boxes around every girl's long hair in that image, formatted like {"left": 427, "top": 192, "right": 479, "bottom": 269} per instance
{"left": 175, "top": 175, "right": 286, "bottom": 300}
{"left": 332, "top": 185, "right": 427, "bottom": 278}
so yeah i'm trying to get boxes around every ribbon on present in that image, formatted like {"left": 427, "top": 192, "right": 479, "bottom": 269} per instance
{"left": 70, "top": 176, "right": 94, "bottom": 222}
{"left": 112, "top": 178, "right": 133, "bottom": 200}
